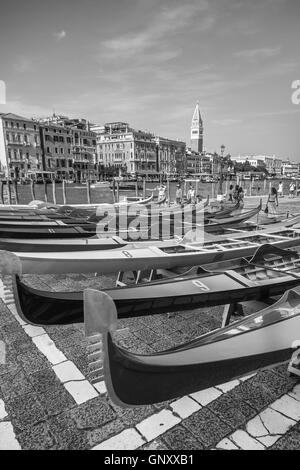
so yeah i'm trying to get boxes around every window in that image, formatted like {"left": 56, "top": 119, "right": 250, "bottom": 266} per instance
{"left": 55, "top": 148, "right": 58, "bottom": 154}
{"left": 23, "top": 124, "right": 26, "bottom": 130}
{"left": 47, "top": 147, "right": 50, "bottom": 153}
{"left": 17, "top": 123, "right": 19, "bottom": 129}
{"left": 60, "top": 148, "right": 64, "bottom": 154}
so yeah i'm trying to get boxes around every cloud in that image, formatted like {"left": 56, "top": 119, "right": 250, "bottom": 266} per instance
{"left": 234, "top": 47, "right": 281, "bottom": 59}
{"left": 54, "top": 30, "right": 66, "bottom": 41}
{"left": 101, "top": 1, "right": 211, "bottom": 58}
{"left": 14, "top": 57, "right": 33, "bottom": 73}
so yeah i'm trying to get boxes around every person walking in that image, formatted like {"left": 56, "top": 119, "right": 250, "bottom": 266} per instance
{"left": 266, "top": 187, "right": 278, "bottom": 216}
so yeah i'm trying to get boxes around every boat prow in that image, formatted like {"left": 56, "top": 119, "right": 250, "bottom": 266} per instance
{"left": 0, "top": 250, "right": 22, "bottom": 275}
{"left": 84, "top": 288, "right": 300, "bottom": 407}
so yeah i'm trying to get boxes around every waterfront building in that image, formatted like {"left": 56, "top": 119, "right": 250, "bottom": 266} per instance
{"left": 40, "top": 115, "right": 97, "bottom": 182}
{"left": 39, "top": 120, "right": 73, "bottom": 180}
{"left": 281, "top": 160, "right": 299, "bottom": 178}
{"left": 155, "top": 136, "right": 186, "bottom": 176}
{"left": 190, "top": 102, "right": 203, "bottom": 153}
{"left": 92, "top": 122, "right": 156, "bottom": 177}
{"left": 92, "top": 122, "right": 186, "bottom": 178}
{"left": 0, "top": 113, "right": 42, "bottom": 180}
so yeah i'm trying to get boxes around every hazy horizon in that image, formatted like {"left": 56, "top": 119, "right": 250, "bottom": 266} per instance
{"left": 0, "top": 0, "right": 299, "bottom": 159}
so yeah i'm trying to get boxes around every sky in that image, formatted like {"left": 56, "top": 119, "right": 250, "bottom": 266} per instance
{"left": 0, "top": 0, "right": 299, "bottom": 159}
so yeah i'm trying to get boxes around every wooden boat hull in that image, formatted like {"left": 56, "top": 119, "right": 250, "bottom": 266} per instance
{"left": 0, "top": 236, "right": 127, "bottom": 252}
{"left": 9, "top": 243, "right": 300, "bottom": 325}
{"left": 84, "top": 288, "right": 300, "bottom": 406}
{"left": 3, "top": 229, "right": 300, "bottom": 274}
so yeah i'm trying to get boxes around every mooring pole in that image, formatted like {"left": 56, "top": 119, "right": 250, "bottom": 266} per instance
{"left": 14, "top": 180, "right": 19, "bottom": 205}
{"left": 86, "top": 180, "right": 91, "bottom": 204}
{"left": 0, "top": 180, "right": 3, "bottom": 204}
{"left": 7, "top": 180, "right": 12, "bottom": 205}
{"left": 30, "top": 180, "right": 36, "bottom": 201}
{"left": 52, "top": 180, "right": 57, "bottom": 205}
{"left": 62, "top": 179, "right": 67, "bottom": 205}
{"left": 44, "top": 181, "right": 48, "bottom": 203}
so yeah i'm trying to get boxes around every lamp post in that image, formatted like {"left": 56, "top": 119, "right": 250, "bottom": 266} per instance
{"left": 218, "top": 145, "right": 225, "bottom": 195}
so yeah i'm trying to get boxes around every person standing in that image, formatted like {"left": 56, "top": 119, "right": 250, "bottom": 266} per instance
{"left": 289, "top": 181, "right": 296, "bottom": 198}
{"left": 187, "top": 184, "right": 195, "bottom": 204}
{"left": 278, "top": 181, "right": 283, "bottom": 198}
{"left": 267, "top": 187, "right": 279, "bottom": 216}
{"left": 175, "top": 184, "right": 182, "bottom": 205}
{"left": 228, "top": 184, "right": 234, "bottom": 202}
{"left": 237, "top": 187, "right": 244, "bottom": 209}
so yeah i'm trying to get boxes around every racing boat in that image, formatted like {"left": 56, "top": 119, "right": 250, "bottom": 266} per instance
{"left": 6, "top": 243, "right": 300, "bottom": 325}
{"left": 84, "top": 286, "right": 300, "bottom": 406}
{"left": 1, "top": 226, "right": 300, "bottom": 274}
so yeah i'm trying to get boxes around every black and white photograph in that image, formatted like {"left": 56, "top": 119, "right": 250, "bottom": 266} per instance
{"left": 0, "top": 0, "right": 300, "bottom": 454}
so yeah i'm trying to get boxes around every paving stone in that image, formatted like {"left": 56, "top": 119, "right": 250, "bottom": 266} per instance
{"left": 93, "top": 428, "right": 145, "bottom": 450}
{"left": 87, "top": 419, "right": 127, "bottom": 447}
{"left": 231, "top": 381, "right": 276, "bottom": 413}
{"left": 258, "top": 435, "right": 281, "bottom": 447}
{"left": 162, "top": 425, "right": 204, "bottom": 450}
{"left": 141, "top": 439, "right": 170, "bottom": 450}
{"left": 270, "top": 427, "right": 300, "bottom": 450}
{"left": 0, "top": 323, "right": 28, "bottom": 345}
{"left": 230, "top": 430, "right": 265, "bottom": 450}
{"left": 52, "top": 360, "right": 85, "bottom": 383}
{"left": 110, "top": 402, "right": 156, "bottom": 426}
{"left": 64, "top": 380, "right": 98, "bottom": 405}
{"left": 257, "top": 408, "right": 295, "bottom": 435}
{"left": 0, "top": 399, "right": 7, "bottom": 420}
{"left": 271, "top": 394, "right": 300, "bottom": 421}
{"left": 0, "top": 421, "right": 21, "bottom": 450}
{"left": 216, "top": 438, "right": 239, "bottom": 450}
{"left": 16, "top": 350, "right": 50, "bottom": 375}
{"left": 17, "top": 422, "right": 54, "bottom": 450}
{"left": 70, "top": 397, "right": 115, "bottom": 429}
{"left": 136, "top": 410, "right": 181, "bottom": 442}
{"left": 170, "top": 396, "right": 201, "bottom": 419}
{"left": 23, "top": 325, "right": 45, "bottom": 338}
{"left": 6, "top": 393, "right": 47, "bottom": 433}
{"left": 182, "top": 408, "right": 232, "bottom": 448}
{"left": 190, "top": 387, "right": 222, "bottom": 406}
{"left": 0, "top": 346, "right": 20, "bottom": 376}
{"left": 0, "top": 370, "right": 35, "bottom": 399}
{"left": 38, "top": 384, "right": 76, "bottom": 416}
{"left": 251, "top": 370, "right": 297, "bottom": 396}
{"left": 32, "top": 334, "right": 67, "bottom": 365}
{"left": 48, "top": 412, "right": 89, "bottom": 450}
{"left": 208, "top": 394, "right": 257, "bottom": 429}
{"left": 216, "top": 379, "right": 240, "bottom": 394}
{"left": 28, "top": 368, "right": 61, "bottom": 394}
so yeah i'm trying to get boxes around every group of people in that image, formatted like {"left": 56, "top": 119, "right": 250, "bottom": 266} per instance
{"left": 228, "top": 184, "right": 245, "bottom": 208}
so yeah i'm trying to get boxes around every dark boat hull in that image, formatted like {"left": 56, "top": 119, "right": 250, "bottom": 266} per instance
{"left": 83, "top": 288, "right": 300, "bottom": 406}
{"left": 12, "top": 244, "right": 300, "bottom": 325}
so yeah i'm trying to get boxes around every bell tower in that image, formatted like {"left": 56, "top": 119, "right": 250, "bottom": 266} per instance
{"left": 190, "top": 102, "right": 203, "bottom": 153}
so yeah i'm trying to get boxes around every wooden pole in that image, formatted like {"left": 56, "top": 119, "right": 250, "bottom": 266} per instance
{"left": 113, "top": 179, "right": 116, "bottom": 203}
{"left": 52, "top": 180, "right": 57, "bottom": 205}
{"left": 44, "top": 181, "right": 48, "bottom": 203}
{"left": 7, "top": 180, "right": 12, "bottom": 205}
{"left": 14, "top": 180, "right": 19, "bottom": 205}
{"left": 167, "top": 177, "right": 170, "bottom": 206}
{"left": 0, "top": 181, "right": 3, "bottom": 204}
{"left": 143, "top": 178, "right": 146, "bottom": 199}
{"left": 116, "top": 181, "right": 120, "bottom": 203}
{"left": 30, "top": 180, "right": 36, "bottom": 201}
{"left": 135, "top": 180, "right": 138, "bottom": 197}
{"left": 86, "top": 180, "right": 91, "bottom": 204}
{"left": 263, "top": 178, "right": 266, "bottom": 195}
{"left": 62, "top": 180, "right": 67, "bottom": 205}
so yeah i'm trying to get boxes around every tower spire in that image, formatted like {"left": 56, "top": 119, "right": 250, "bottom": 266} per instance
{"left": 190, "top": 102, "right": 203, "bottom": 153}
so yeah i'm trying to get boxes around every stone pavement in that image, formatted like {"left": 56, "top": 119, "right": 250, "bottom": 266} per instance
{"left": 1, "top": 197, "right": 300, "bottom": 450}
{"left": 0, "top": 271, "right": 300, "bottom": 450}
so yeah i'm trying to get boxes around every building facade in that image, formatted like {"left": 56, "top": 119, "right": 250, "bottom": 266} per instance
{"left": 190, "top": 102, "right": 203, "bottom": 153}
{"left": 155, "top": 137, "right": 186, "bottom": 176}
{"left": 39, "top": 115, "right": 97, "bottom": 182}
{"left": 39, "top": 121, "right": 73, "bottom": 180}
{"left": 93, "top": 122, "right": 186, "bottom": 177}
{"left": 0, "top": 113, "right": 43, "bottom": 179}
